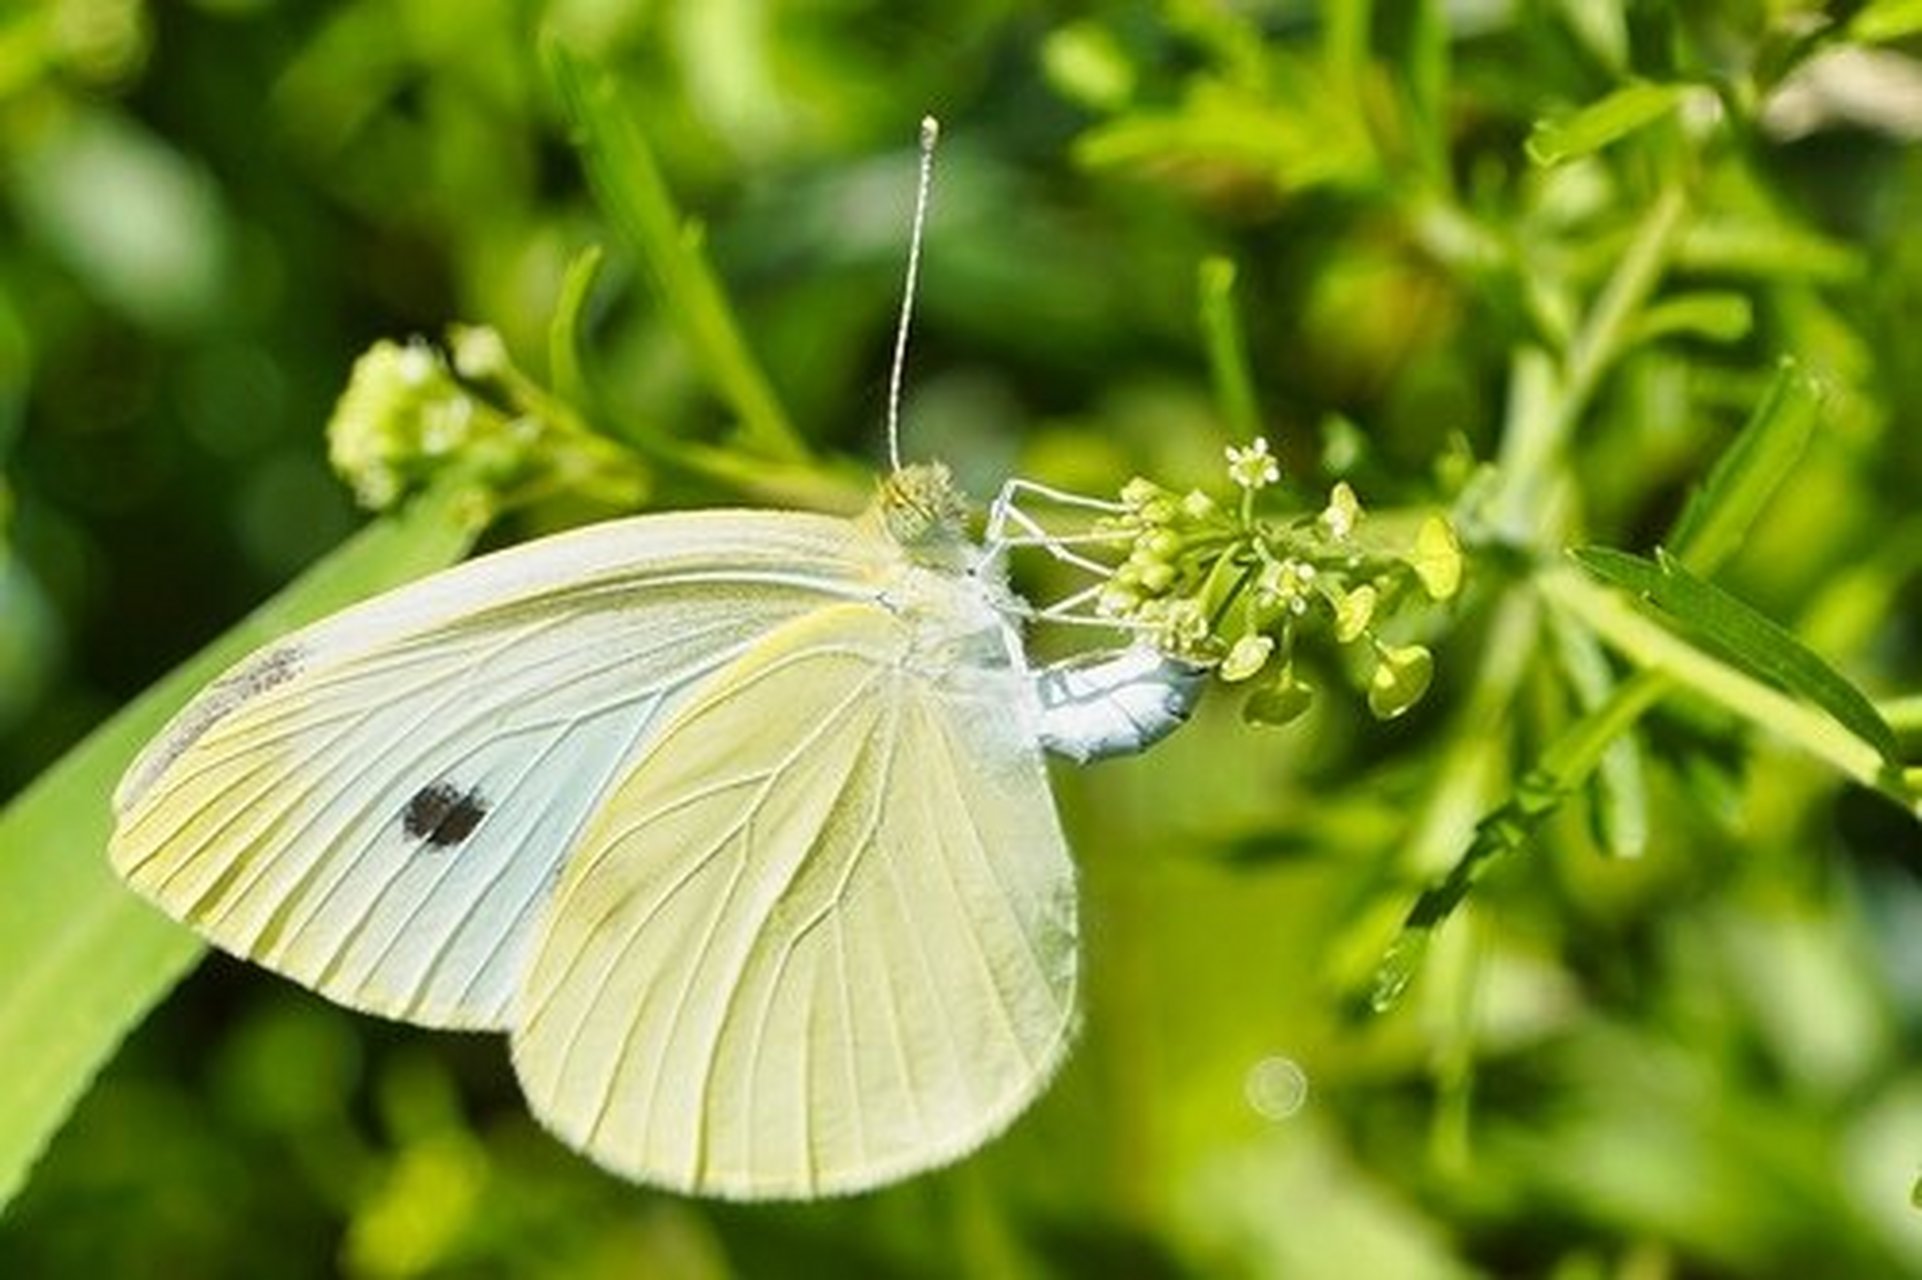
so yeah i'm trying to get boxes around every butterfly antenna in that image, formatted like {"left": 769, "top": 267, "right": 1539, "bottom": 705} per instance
{"left": 886, "top": 116, "right": 939, "bottom": 474}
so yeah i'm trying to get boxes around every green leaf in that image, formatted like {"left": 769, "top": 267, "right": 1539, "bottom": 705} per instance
{"left": 1666, "top": 359, "right": 1821, "bottom": 575}
{"left": 1198, "top": 256, "right": 1261, "bottom": 441}
{"left": 1571, "top": 546, "right": 1902, "bottom": 769}
{"left": 1677, "top": 219, "right": 1862, "bottom": 283}
{"left": 547, "top": 243, "right": 606, "bottom": 410}
{"left": 541, "top": 38, "right": 805, "bottom": 464}
{"left": 1040, "top": 21, "right": 1136, "bottom": 112}
{"left": 1525, "top": 81, "right": 1689, "bottom": 167}
{"left": 0, "top": 478, "right": 491, "bottom": 1211}
{"left": 1627, "top": 291, "right": 1753, "bottom": 346}
{"left": 1851, "top": 0, "right": 1922, "bottom": 42}
{"left": 1395, "top": 0, "right": 1451, "bottom": 179}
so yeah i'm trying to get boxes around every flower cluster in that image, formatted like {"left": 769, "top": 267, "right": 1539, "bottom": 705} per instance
{"left": 1095, "top": 437, "right": 1463, "bottom": 725}
{"left": 325, "top": 327, "right": 644, "bottom": 514}
{"left": 327, "top": 339, "right": 487, "bottom": 510}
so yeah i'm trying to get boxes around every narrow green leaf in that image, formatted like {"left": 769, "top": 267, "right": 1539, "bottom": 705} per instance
{"left": 1677, "top": 219, "right": 1862, "bottom": 283}
{"left": 1627, "top": 291, "right": 1753, "bottom": 346}
{"left": 0, "top": 477, "right": 491, "bottom": 1210}
{"left": 541, "top": 38, "right": 806, "bottom": 463}
{"left": 1401, "top": 0, "right": 1451, "bottom": 180}
{"left": 1666, "top": 359, "right": 1821, "bottom": 575}
{"left": 1544, "top": 567, "right": 1897, "bottom": 802}
{"left": 1571, "top": 545, "right": 1902, "bottom": 768}
{"left": 1198, "top": 256, "right": 1260, "bottom": 440}
{"left": 1525, "top": 81, "right": 1689, "bottom": 167}
{"left": 547, "top": 243, "right": 607, "bottom": 411}
{"left": 1321, "top": 0, "right": 1371, "bottom": 99}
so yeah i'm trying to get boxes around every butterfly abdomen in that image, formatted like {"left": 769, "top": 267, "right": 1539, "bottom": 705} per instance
{"left": 1032, "top": 647, "right": 1208, "bottom": 764}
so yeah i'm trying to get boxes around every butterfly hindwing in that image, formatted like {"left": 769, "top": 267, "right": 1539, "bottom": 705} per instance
{"left": 110, "top": 511, "right": 883, "bottom": 1030}
{"left": 510, "top": 598, "right": 1079, "bottom": 1198}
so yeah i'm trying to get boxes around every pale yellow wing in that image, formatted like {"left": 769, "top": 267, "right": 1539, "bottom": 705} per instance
{"left": 111, "top": 511, "right": 889, "bottom": 1030}
{"left": 510, "top": 600, "right": 1078, "bottom": 1199}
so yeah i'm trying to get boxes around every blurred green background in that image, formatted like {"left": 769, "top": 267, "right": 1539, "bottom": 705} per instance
{"left": 6, "top": 0, "right": 1922, "bottom": 1276}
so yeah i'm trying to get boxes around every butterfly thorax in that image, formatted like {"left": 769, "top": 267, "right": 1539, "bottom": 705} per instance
{"left": 865, "top": 461, "right": 1028, "bottom": 678}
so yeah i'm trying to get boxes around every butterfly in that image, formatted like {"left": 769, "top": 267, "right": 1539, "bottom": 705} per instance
{"left": 108, "top": 458, "right": 1206, "bottom": 1199}
{"left": 107, "top": 114, "right": 1216, "bottom": 1198}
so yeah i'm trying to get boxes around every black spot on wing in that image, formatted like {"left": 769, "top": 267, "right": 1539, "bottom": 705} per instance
{"left": 403, "top": 781, "right": 489, "bottom": 848}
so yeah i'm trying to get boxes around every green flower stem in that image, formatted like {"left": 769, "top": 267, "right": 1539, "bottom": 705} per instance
{"left": 1372, "top": 183, "right": 1695, "bottom": 1011}
{"left": 483, "top": 331, "right": 860, "bottom": 512}
{"left": 1544, "top": 601, "right": 1650, "bottom": 858}
{"left": 1416, "top": 183, "right": 1687, "bottom": 855}
{"left": 1539, "top": 566, "right": 1912, "bottom": 810}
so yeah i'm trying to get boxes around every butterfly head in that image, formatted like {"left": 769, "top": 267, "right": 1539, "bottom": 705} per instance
{"left": 874, "top": 462, "right": 973, "bottom": 566}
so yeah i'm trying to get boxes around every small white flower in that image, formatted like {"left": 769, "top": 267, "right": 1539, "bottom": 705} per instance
{"left": 1153, "top": 598, "right": 1209, "bottom": 652}
{"left": 1320, "top": 481, "right": 1361, "bottom": 539}
{"left": 1254, "top": 557, "right": 1314, "bottom": 609}
{"left": 1226, "top": 437, "right": 1280, "bottom": 490}
{"left": 451, "top": 325, "right": 510, "bottom": 379}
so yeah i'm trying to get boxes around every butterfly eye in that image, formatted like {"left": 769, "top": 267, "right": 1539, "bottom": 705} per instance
{"left": 402, "top": 781, "right": 490, "bottom": 848}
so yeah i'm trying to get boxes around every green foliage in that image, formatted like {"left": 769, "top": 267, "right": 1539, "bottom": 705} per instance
{"left": 1573, "top": 546, "right": 1904, "bottom": 770}
{"left": 4, "top": 1, "right": 1922, "bottom": 1277}
{"left": 0, "top": 479, "right": 491, "bottom": 1210}
{"left": 542, "top": 38, "right": 805, "bottom": 467}
{"left": 1524, "top": 81, "right": 1695, "bottom": 167}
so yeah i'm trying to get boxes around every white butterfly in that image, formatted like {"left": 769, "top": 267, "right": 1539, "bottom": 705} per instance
{"left": 109, "top": 461, "right": 1204, "bottom": 1198}
{"left": 109, "top": 119, "right": 1209, "bottom": 1199}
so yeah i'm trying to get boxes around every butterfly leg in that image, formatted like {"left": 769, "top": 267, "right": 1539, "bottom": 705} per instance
{"left": 985, "top": 478, "right": 1131, "bottom": 576}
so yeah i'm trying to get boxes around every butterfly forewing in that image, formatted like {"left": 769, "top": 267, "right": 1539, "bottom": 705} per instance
{"left": 110, "top": 511, "right": 885, "bottom": 1029}
{"left": 510, "top": 597, "right": 1079, "bottom": 1198}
